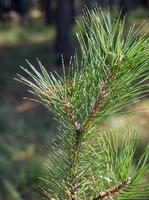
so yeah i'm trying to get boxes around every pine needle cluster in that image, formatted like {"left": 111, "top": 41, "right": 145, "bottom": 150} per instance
{"left": 16, "top": 8, "right": 149, "bottom": 200}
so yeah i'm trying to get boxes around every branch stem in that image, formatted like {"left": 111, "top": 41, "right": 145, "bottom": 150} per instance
{"left": 93, "top": 177, "right": 131, "bottom": 200}
{"left": 82, "top": 68, "right": 115, "bottom": 129}
{"left": 63, "top": 68, "right": 115, "bottom": 200}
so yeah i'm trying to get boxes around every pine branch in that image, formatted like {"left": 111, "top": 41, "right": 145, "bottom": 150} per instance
{"left": 82, "top": 68, "right": 115, "bottom": 129}
{"left": 16, "top": 7, "right": 149, "bottom": 200}
{"left": 93, "top": 177, "right": 131, "bottom": 200}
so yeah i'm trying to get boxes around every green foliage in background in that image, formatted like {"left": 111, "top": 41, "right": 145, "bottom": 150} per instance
{"left": 17, "top": 8, "right": 149, "bottom": 200}
{"left": 0, "top": 102, "right": 55, "bottom": 200}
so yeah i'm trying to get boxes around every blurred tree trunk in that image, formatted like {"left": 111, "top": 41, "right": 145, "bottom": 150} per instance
{"left": 44, "top": 0, "right": 53, "bottom": 25}
{"left": 11, "top": 0, "right": 28, "bottom": 24}
{"left": 38, "top": 0, "right": 54, "bottom": 25}
{"left": 12, "top": 0, "right": 24, "bottom": 16}
{"left": 142, "top": 0, "right": 149, "bottom": 8}
{"left": 56, "top": 0, "right": 75, "bottom": 65}
{"left": 119, "top": 0, "right": 131, "bottom": 15}
{"left": 0, "top": 0, "right": 11, "bottom": 21}
{"left": 97, "top": 0, "right": 110, "bottom": 8}
{"left": 85, "top": 0, "right": 110, "bottom": 9}
{"left": 84, "top": 0, "right": 96, "bottom": 9}
{"left": 0, "top": 0, "right": 27, "bottom": 23}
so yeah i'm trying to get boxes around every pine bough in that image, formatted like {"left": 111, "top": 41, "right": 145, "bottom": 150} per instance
{"left": 16, "top": 8, "right": 149, "bottom": 200}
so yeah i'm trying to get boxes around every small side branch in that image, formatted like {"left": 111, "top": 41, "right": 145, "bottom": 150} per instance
{"left": 63, "top": 98, "right": 82, "bottom": 200}
{"left": 93, "top": 177, "right": 131, "bottom": 200}
{"left": 69, "top": 190, "right": 77, "bottom": 200}
{"left": 82, "top": 69, "right": 115, "bottom": 129}
{"left": 63, "top": 98, "right": 81, "bottom": 135}
{"left": 63, "top": 184, "right": 77, "bottom": 200}
{"left": 39, "top": 187, "right": 56, "bottom": 200}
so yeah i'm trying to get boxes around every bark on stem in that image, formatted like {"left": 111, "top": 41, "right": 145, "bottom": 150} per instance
{"left": 93, "top": 177, "right": 131, "bottom": 200}
{"left": 82, "top": 69, "right": 115, "bottom": 129}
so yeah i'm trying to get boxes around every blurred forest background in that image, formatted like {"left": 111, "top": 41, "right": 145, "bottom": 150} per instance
{"left": 0, "top": 0, "right": 149, "bottom": 199}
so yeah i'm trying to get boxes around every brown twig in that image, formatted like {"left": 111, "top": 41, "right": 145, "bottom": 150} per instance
{"left": 63, "top": 70, "right": 116, "bottom": 200}
{"left": 62, "top": 69, "right": 115, "bottom": 200}
{"left": 93, "top": 177, "right": 131, "bottom": 200}
{"left": 61, "top": 69, "right": 115, "bottom": 199}
{"left": 39, "top": 186, "right": 56, "bottom": 200}
{"left": 62, "top": 181, "right": 77, "bottom": 200}
{"left": 69, "top": 190, "right": 77, "bottom": 200}
{"left": 82, "top": 69, "right": 115, "bottom": 129}
{"left": 69, "top": 130, "right": 81, "bottom": 200}
{"left": 63, "top": 98, "right": 81, "bottom": 135}
{"left": 63, "top": 98, "right": 81, "bottom": 200}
